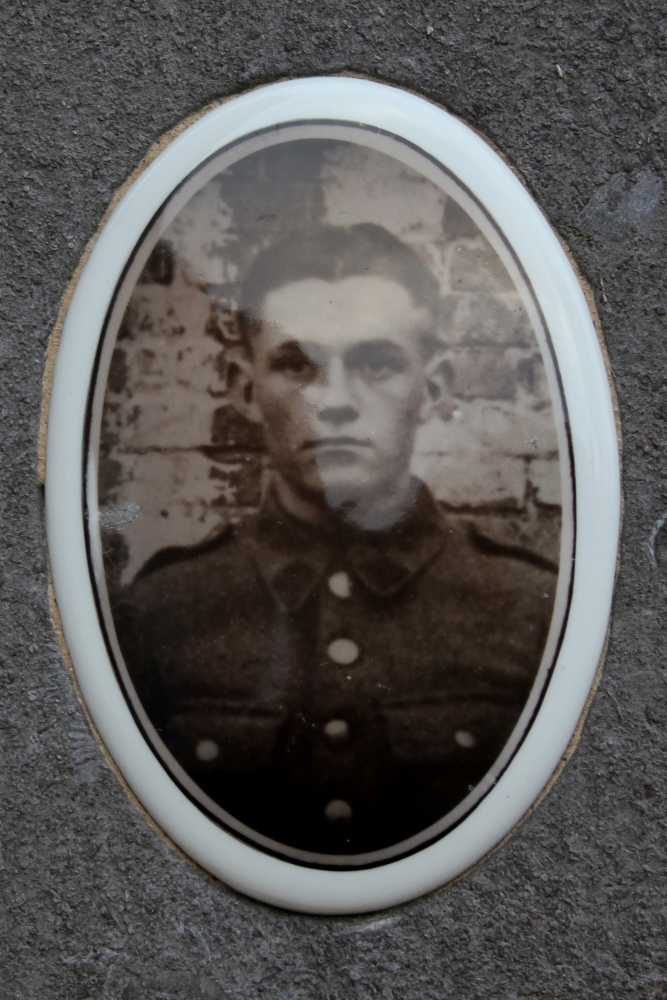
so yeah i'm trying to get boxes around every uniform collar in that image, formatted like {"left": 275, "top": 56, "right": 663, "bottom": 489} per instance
{"left": 250, "top": 480, "right": 444, "bottom": 610}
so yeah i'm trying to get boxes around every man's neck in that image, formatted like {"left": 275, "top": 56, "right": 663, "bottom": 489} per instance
{"left": 270, "top": 472, "right": 421, "bottom": 534}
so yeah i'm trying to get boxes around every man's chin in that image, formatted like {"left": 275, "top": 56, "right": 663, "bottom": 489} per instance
{"left": 280, "top": 466, "right": 415, "bottom": 531}
{"left": 320, "top": 479, "right": 414, "bottom": 532}
{"left": 300, "top": 473, "right": 370, "bottom": 516}
{"left": 322, "top": 484, "right": 363, "bottom": 513}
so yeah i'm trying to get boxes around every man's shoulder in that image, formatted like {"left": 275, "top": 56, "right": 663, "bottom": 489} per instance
{"left": 135, "top": 521, "right": 242, "bottom": 577}
{"left": 421, "top": 506, "right": 561, "bottom": 659}
{"left": 427, "top": 505, "right": 560, "bottom": 624}
{"left": 434, "top": 505, "right": 560, "bottom": 576}
{"left": 121, "top": 519, "right": 260, "bottom": 610}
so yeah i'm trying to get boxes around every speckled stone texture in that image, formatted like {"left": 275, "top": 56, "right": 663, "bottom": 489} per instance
{"left": 1, "top": 2, "right": 665, "bottom": 998}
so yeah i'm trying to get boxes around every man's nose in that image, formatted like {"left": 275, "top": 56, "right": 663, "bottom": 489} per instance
{"left": 312, "top": 357, "right": 358, "bottom": 425}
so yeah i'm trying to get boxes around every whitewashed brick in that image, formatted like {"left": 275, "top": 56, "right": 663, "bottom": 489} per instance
{"left": 413, "top": 451, "right": 526, "bottom": 508}
{"left": 102, "top": 270, "right": 222, "bottom": 450}
{"left": 99, "top": 450, "right": 226, "bottom": 584}
{"left": 321, "top": 144, "right": 448, "bottom": 245}
{"left": 439, "top": 292, "right": 533, "bottom": 348}
{"left": 528, "top": 458, "right": 562, "bottom": 506}
{"left": 416, "top": 400, "right": 558, "bottom": 463}
{"left": 446, "top": 238, "right": 516, "bottom": 293}
{"left": 165, "top": 180, "right": 238, "bottom": 286}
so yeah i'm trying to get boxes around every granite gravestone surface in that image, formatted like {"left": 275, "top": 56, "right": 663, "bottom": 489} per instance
{"left": 1, "top": 2, "right": 665, "bottom": 997}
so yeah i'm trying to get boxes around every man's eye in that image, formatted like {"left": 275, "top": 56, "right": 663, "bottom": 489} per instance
{"left": 347, "top": 343, "right": 409, "bottom": 381}
{"left": 270, "top": 352, "right": 318, "bottom": 376}
{"left": 359, "top": 356, "right": 406, "bottom": 380}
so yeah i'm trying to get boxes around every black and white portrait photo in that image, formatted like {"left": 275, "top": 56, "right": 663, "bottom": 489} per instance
{"left": 88, "top": 124, "right": 573, "bottom": 866}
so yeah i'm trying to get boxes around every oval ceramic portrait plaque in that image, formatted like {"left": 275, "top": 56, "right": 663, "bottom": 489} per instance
{"left": 45, "top": 77, "right": 620, "bottom": 913}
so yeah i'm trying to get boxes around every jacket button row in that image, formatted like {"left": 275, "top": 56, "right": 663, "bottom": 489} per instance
{"left": 325, "top": 799, "right": 353, "bottom": 823}
{"left": 328, "top": 571, "right": 352, "bottom": 599}
{"left": 323, "top": 718, "right": 350, "bottom": 742}
{"left": 454, "top": 730, "right": 477, "bottom": 749}
{"left": 327, "top": 638, "right": 359, "bottom": 664}
{"left": 196, "top": 739, "right": 219, "bottom": 762}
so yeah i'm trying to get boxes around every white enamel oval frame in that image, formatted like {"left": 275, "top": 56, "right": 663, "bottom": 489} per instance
{"left": 45, "top": 76, "right": 620, "bottom": 914}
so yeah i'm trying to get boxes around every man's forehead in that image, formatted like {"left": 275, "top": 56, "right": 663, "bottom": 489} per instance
{"left": 258, "top": 275, "right": 432, "bottom": 351}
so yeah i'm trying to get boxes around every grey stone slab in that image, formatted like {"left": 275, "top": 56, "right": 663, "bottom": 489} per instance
{"left": 1, "top": 1, "right": 665, "bottom": 997}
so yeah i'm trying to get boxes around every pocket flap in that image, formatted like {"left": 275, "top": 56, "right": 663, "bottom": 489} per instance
{"left": 383, "top": 699, "right": 519, "bottom": 764}
{"left": 170, "top": 704, "right": 284, "bottom": 771}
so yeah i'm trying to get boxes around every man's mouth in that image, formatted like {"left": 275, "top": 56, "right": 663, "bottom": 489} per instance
{"left": 302, "top": 437, "right": 372, "bottom": 451}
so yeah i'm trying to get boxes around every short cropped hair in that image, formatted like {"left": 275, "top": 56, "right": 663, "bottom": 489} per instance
{"left": 238, "top": 223, "right": 441, "bottom": 355}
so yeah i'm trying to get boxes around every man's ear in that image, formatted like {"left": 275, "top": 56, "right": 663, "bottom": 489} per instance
{"left": 226, "top": 349, "right": 263, "bottom": 424}
{"left": 419, "top": 354, "right": 453, "bottom": 422}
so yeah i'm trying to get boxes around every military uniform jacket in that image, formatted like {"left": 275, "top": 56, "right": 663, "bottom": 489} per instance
{"left": 112, "top": 483, "right": 557, "bottom": 860}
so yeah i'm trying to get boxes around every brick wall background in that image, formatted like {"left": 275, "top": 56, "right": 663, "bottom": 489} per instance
{"left": 98, "top": 139, "right": 562, "bottom": 586}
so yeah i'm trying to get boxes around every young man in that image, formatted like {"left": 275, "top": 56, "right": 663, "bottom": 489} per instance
{"left": 114, "top": 224, "right": 557, "bottom": 861}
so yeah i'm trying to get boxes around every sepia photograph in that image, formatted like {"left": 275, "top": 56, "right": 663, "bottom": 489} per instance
{"left": 87, "top": 124, "right": 573, "bottom": 866}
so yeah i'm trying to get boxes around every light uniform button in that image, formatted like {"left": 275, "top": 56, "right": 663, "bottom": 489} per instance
{"left": 324, "top": 799, "right": 353, "bottom": 823}
{"left": 327, "top": 638, "right": 359, "bottom": 665}
{"left": 454, "top": 730, "right": 477, "bottom": 749}
{"left": 196, "top": 739, "right": 219, "bottom": 762}
{"left": 323, "top": 718, "right": 350, "bottom": 742}
{"left": 328, "top": 571, "right": 352, "bottom": 599}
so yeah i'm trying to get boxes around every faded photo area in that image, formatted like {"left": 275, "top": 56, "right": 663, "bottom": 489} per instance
{"left": 92, "top": 132, "right": 570, "bottom": 865}
{"left": 100, "top": 140, "right": 561, "bottom": 586}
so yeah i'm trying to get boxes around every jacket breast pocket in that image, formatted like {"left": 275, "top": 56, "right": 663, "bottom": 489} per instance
{"left": 382, "top": 699, "right": 520, "bottom": 765}
{"left": 169, "top": 702, "right": 285, "bottom": 773}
